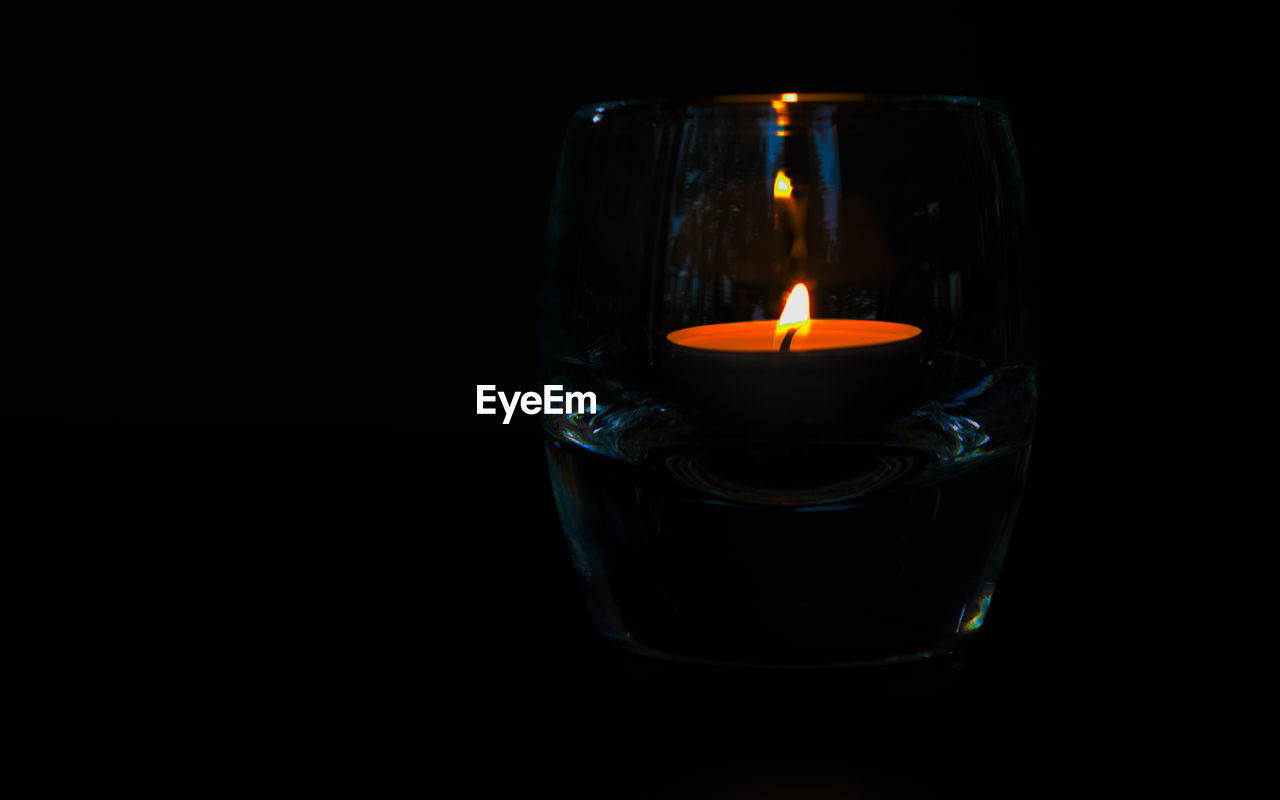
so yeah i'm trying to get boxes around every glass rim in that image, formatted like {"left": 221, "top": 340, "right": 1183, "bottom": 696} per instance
{"left": 574, "top": 92, "right": 1010, "bottom": 118}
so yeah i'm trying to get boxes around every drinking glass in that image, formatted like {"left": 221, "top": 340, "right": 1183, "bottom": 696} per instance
{"left": 541, "top": 94, "right": 1037, "bottom": 666}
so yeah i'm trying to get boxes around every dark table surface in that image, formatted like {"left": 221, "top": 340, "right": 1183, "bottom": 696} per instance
{"left": 11, "top": 424, "right": 1253, "bottom": 797}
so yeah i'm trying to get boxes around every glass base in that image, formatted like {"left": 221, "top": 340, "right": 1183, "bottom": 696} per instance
{"left": 599, "top": 632, "right": 967, "bottom": 670}
{"left": 548, "top": 436, "right": 1028, "bottom": 667}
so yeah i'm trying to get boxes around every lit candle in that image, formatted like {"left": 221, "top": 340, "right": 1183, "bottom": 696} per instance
{"left": 665, "top": 283, "right": 923, "bottom": 433}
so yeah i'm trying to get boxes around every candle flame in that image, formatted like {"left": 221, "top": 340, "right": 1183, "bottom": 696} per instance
{"left": 773, "top": 170, "right": 793, "bottom": 199}
{"left": 774, "top": 283, "right": 812, "bottom": 348}
{"left": 780, "top": 92, "right": 799, "bottom": 103}
{"left": 779, "top": 283, "right": 810, "bottom": 326}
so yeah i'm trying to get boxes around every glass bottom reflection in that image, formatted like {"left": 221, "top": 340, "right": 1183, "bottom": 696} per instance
{"left": 547, "top": 437, "right": 1030, "bottom": 666}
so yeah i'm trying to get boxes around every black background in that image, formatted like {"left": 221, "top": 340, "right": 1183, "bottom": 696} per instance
{"left": 17, "top": 2, "right": 1265, "bottom": 795}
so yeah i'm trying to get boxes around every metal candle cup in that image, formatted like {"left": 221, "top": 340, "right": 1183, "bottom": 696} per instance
{"left": 664, "top": 318, "right": 924, "bottom": 434}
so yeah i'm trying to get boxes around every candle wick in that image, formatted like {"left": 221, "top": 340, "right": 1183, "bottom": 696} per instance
{"left": 779, "top": 327, "right": 798, "bottom": 352}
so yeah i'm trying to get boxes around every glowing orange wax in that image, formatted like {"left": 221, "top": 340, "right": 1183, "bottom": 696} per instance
{"left": 666, "top": 284, "right": 921, "bottom": 353}
{"left": 667, "top": 319, "right": 921, "bottom": 352}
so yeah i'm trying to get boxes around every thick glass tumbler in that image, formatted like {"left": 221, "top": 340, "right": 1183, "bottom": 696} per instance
{"left": 541, "top": 94, "right": 1037, "bottom": 666}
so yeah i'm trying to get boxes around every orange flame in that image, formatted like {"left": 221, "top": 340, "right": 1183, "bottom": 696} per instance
{"left": 773, "top": 283, "right": 812, "bottom": 348}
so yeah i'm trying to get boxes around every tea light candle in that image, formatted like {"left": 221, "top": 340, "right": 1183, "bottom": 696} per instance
{"left": 664, "top": 284, "right": 924, "bottom": 433}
